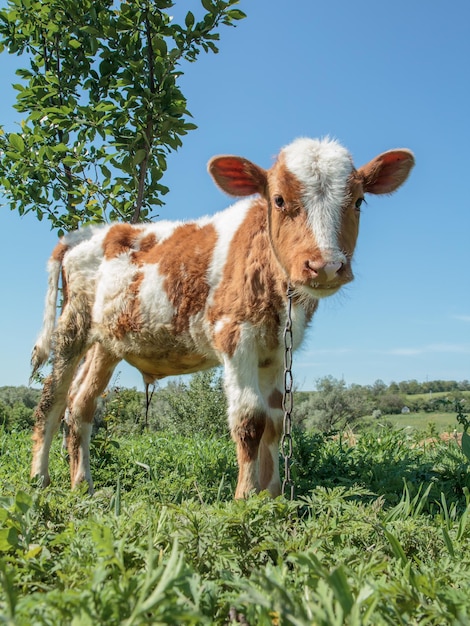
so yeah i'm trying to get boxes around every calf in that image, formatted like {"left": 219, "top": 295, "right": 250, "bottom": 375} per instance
{"left": 30, "top": 137, "right": 414, "bottom": 497}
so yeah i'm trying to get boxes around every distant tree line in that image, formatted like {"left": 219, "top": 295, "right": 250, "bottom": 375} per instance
{"left": 295, "top": 376, "right": 469, "bottom": 433}
{"left": 0, "top": 374, "right": 468, "bottom": 435}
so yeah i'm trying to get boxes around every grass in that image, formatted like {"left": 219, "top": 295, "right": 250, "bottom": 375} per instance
{"left": 1, "top": 424, "right": 470, "bottom": 624}
{"left": 382, "top": 412, "right": 460, "bottom": 433}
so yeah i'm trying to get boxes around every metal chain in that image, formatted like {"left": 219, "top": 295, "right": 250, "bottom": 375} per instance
{"left": 281, "top": 283, "right": 295, "bottom": 499}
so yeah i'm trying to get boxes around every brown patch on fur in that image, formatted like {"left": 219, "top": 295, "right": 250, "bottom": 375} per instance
{"left": 258, "top": 358, "right": 273, "bottom": 368}
{"left": 232, "top": 412, "right": 267, "bottom": 463}
{"left": 267, "top": 154, "right": 305, "bottom": 218}
{"left": 268, "top": 389, "right": 283, "bottom": 411}
{"left": 131, "top": 223, "right": 218, "bottom": 334}
{"left": 338, "top": 175, "right": 362, "bottom": 267}
{"left": 213, "top": 322, "right": 241, "bottom": 358}
{"left": 67, "top": 428, "right": 81, "bottom": 482}
{"left": 114, "top": 272, "right": 144, "bottom": 339}
{"left": 49, "top": 243, "right": 70, "bottom": 307}
{"left": 262, "top": 415, "right": 283, "bottom": 446}
{"left": 209, "top": 200, "right": 285, "bottom": 356}
{"left": 103, "top": 223, "right": 143, "bottom": 259}
{"left": 51, "top": 241, "right": 68, "bottom": 263}
{"left": 137, "top": 232, "right": 158, "bottom": 254}
{"left": 233, "top": 411, "right": 268, "bottom": 498}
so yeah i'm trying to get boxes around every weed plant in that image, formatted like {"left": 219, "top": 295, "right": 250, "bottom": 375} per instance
{"left": 1, "top": 425, "right": 470, "bottom": 624}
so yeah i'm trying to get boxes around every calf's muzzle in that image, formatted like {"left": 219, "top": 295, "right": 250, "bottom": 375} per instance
{"left": 305, "top": 260, "right": 344, "bottom": 282}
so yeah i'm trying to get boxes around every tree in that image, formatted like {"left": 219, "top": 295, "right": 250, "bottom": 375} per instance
{"left": 0, "top": 0, "right": 245, "bottom": 232}
{"left": 297, "top": 376, "right": 366, "bottom": 433}
{"left": 9, "top": 401, "right": 34, "bottom": 431}
{"left": 371, "top": 379, "right": 387, "bottom": 396}
{"left": 377, "top": 393, "right": 406, "bottom": 415}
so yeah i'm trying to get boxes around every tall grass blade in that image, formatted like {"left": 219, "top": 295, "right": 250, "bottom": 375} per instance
{"left": 114, "top": 475, "right": 121, "bottom": 516}
{"left": 457, "top": 505, "right": 469, "bottom": 541}
{"left": 441, "top": 526, "right": 455, "bottom": 557}
{"left": 383, "top": 528, "right": 408, "bottom": 566}
{"left": 0, "top": 558, "right": 17, "bottom": 621}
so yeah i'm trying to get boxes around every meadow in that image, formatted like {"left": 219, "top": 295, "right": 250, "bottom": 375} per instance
{"left": 1, "top": 419, "right": 470, "bottom": 625}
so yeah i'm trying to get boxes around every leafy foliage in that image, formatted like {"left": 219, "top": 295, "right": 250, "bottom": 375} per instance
{"left": 295, "top": 376, "right": 367, "bottom": 432}
{"left": 0, "top": 0, "right": 245, "bottom": 231}
{"left": 156, "top": 369, "right": 228, "bottom": 436}
{"left": 1, "top": 427, "right": 470, "bottom": 624}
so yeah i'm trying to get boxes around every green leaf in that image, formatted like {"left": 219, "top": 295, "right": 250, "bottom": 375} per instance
{"left": 185, "top": 11, "right": 195, "bottom": 29}
{"left": 201, "top": 0, "right": 214, "bottom": 12}
{"left": 133, "top": 149, "right": 147, "bottom": 166}
{"left": 8, "top": 133, "right": 24, "bottom": 151}
{"left": 14, "top": 491, "right": 32, "bottom": 514}
{"left": 227, "top": 9, "right": 246, "bottom": 20}
{"left": 153, "top": 37, "right": 167, "bottom": 57}
{"left": 0, "top": 527, "right": 19, "bottom": 552}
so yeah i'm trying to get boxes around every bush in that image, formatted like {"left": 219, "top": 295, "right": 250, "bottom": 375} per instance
{"left": 296, "top": 376, "right": 369, "bottom": 433}
{"left": 155, "top": 369, "right": 228, "bottom": 437}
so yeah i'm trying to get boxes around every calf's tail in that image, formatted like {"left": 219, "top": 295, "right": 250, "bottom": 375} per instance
{"left": 30, "top": 246, "right": 66, "bottom": 380}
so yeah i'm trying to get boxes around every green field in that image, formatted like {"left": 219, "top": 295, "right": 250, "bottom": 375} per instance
{"left": 1, "top": 424, "right": 470, "bottom": 625}
{"left": 381, "top": 411, "right": 462, "bottom": 434}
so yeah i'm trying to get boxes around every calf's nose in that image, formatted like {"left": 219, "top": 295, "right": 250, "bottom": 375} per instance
{"left": 306, "top": 261, "right": 343, "bottom": 282}
{"left": 322, "top": 262, "right": 343, "bottom": 281}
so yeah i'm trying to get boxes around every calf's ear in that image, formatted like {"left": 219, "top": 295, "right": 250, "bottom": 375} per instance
{"left": 359, "top": 149, "right": 415, "bottom": 195}
{"left": 208, "top": 155, "right": 267, "bottom": 197}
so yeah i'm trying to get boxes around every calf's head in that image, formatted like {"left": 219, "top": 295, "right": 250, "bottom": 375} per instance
{"left": 208, "top": 138, "right": 414, "bottom": 297}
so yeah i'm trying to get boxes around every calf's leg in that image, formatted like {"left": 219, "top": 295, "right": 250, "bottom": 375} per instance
{"left": 31, "top": 298, "right": 90, "bottom": 486}
{"left": 258, "top": 368, "right": 284, "bottom": 497}
{"left": 223, "top": 346, "right": 269, "bottom": 499}
{"left": 66, "top": 343, "right": 119, "bottom": 491}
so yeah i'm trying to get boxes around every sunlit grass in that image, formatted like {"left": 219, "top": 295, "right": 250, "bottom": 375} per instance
{"left": 1, "top": 425, "right": 469, "bottom": 624}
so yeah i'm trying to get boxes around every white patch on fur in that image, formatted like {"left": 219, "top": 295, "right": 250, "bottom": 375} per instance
{"left": 206, "top": 199, "right": 253, "bottom": 299}
{"left": 283, "top": 137, "right": 353, "bottom": 258}
{"left": 64, "top": 228, "right": 109, "bottom": 294}
{"left": 93, "top": 254, "right": 136, "bottom": 323}
{"left": 142, "top": 220, "right": 182, "bottom": 244}
{"left": 138, "top": 266, "right": 175, "bottom": 328}
{"left": 213, "top": 316, "right": 230, "bottom": 337}
{"left": 223, "top": 321, "right": 265, "bottom": 430}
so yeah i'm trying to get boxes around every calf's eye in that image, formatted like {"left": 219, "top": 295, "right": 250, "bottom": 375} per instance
{"left": 355, "top": 197, "right": 364, "bottom": 210}
{"left": 274, "top": 195, "right": 285, "bottom": 209}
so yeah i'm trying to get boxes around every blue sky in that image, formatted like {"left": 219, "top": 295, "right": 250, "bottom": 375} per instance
{"left": 0, "top": 0, "right": 469, "bottom": 391}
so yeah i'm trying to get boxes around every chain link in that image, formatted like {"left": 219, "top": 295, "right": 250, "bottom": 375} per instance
{"left": 281, "top": 283, "right": 295, "bottom": 499}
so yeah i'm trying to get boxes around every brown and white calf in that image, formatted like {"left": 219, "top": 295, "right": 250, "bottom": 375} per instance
{"left": 30, "top": 137, "right": 414, "bottom": 498}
